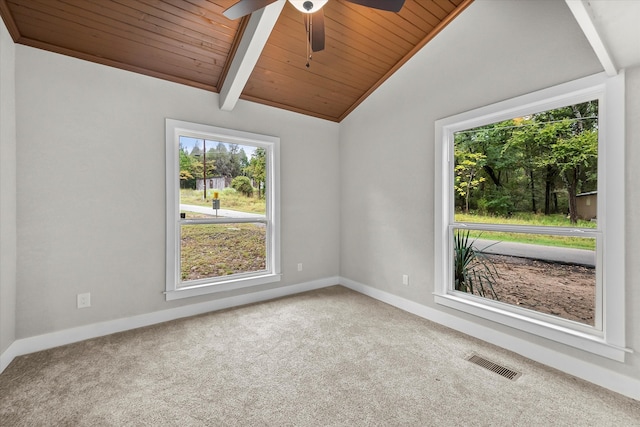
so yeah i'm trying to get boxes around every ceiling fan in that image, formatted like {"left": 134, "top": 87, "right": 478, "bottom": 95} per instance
{"left": 223, "top": 0, "right": 406, "bottom": 60}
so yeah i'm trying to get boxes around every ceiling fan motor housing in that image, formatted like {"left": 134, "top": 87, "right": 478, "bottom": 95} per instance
{"left": 289, "top": 0, "right": 328, "bottom": 13}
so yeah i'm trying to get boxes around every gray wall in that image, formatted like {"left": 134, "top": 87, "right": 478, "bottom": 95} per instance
{"left": 0, "top": 20, "right": 16, "bottom": 354}
{"left": 625, "top": 64, "right": 640, "bottom": 378}
{"left": 14, "top": 45, "right": 340, "bottom": 338}
{"left": 339, "top": 1, "right": 639, "bottom": 382}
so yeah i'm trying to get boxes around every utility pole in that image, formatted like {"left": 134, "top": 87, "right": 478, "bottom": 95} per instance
{"left": 202, "top": 139, "right": 207, "bottom": 200}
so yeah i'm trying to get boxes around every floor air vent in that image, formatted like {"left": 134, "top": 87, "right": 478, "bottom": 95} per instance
{"left": 467, "top": 354, "right": 521, "bottom": 380}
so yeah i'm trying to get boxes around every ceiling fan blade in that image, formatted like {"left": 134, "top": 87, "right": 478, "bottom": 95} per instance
{"left": 343, "top": 0, "right": 405, "bottom": 12}
{"left": 223, "top": 0, "right": 279, "bottom": 20}
{"left": 310, "top": 9, "right": 325, "bottom": 52}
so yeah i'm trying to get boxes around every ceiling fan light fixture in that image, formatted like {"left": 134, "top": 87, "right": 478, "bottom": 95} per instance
{"left": 288, "top": 0, "right": 328, "bottom": 14}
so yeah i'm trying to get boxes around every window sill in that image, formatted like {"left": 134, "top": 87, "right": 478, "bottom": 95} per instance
{"left": 165, "top": 273, "right": 282, "bottom": 301}
{"left": 434, "top": 293, "right": 631, "bottom": 362}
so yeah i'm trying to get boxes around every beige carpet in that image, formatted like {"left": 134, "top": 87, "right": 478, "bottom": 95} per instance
{"left": 1, "top": 286, "right": 638, "bottom": 426}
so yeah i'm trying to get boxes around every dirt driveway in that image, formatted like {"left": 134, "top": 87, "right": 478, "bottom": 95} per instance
{"left": 486, "top": 254, "right": 595, "bottom": 325}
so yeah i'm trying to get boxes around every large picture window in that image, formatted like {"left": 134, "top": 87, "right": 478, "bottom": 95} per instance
{"left": 165, "top": 119, "right": 280, "bottom": 300}
{"left": 434, "top": 73, "right": 627, "bottom": 360}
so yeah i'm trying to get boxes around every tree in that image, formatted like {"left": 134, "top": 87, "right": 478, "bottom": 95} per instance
{"left": 211, "top": 142, "right": 233, "bottom": 178}
{"left": 227, "top": 143, "right": 245, "bottom": 178}
{"left": 179, "top": 145, "right": 195, "bottom": 188}
{"left": 452, "top": 100, "right": 598, "bottom": 219}
{"left": 180, "top": 170, "right": 194, "bottom": 188}
{"left": 469, "top": 120, "right": 517, "bottom": 189}
{"left": 238, "top": 148, "right": 249, "bottom": 170}
{"left": 532, "top": 100, "right": 598, "bottom": 215}
{"left": 454, "top": 120, "right": 520, "bottom": 214}
{"left": 188, "top": 142, "right": 216, "bottom": 187}
{"left": 244, "top": 148, "right": 266, "bottom": 198}
{"left": 530, "top": 101, "right": 598, "bottom": 223}
{"left": 548, "top": 126, "right": 598, "bottom": 223}
{"left": 504, "top": 118, "right": 547, "bottom": 213}
{"left": 454, "top": 148, "right": 487, "bottom": 213}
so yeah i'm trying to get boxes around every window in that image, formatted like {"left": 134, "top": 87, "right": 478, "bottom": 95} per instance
{"left": 434, "top": 72, "right": 627, "bottom": 360}
{"left": 165, "top": 119, "right": 280, "bottom": 300}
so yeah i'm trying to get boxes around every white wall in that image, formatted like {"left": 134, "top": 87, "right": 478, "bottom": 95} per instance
{"left": 0, "top": 19, "right": 16, "bottom": 354}
{"left": 14, "top": 46, "right": 340, "bottom": 338}
{"left": 340, "top": 0, "right": 639, "bottom": 388}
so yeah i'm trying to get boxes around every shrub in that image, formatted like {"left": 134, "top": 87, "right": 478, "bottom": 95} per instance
{"left": 231, "top": 176, "right": 254, "bottom": 197}
{"left": 453, "top": 229, "right": 499, "bottom": 300}
{"left": 477, "top": 191, "right": 514, "bottom": 216}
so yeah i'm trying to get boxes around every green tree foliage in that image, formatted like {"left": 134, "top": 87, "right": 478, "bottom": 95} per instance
{"left": 204, "top": 142, "right": 247, "bottom": 179}
{"left": 180, "top": 141, "right": 264, "bottom": 197}
{"left": 454, "top": 149, "right": 487, "bottom": 213}
{"left": 180, "top": 170, "right": 194, "bottom": 187}
{"left": 547, "top": 125, "right": 598, "bottom": 223}
{"left": 454, "top": 100, "right": 598, "bottom": 222}
{"left": 179, "top": 145, "right": 196, "bottom": 189}
{"left": 244, "top": 148, "right": 266, "bottom": 198}
{"left": 210, "top": 142, "right": 231, "bottom": 178}
{"left": 187, "top": 143, "right": 216, "bottom": 180}
{"left": 231, "top": 176, "right": 254, "bottom": 197}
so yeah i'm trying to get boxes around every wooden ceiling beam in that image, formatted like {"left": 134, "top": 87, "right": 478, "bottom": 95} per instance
{"left": 219, "top": 0, "right": 285, "bottom": 111}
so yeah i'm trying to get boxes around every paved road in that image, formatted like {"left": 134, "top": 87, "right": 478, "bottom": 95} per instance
{"left": 180, "top": 204, "right": 264, "bottom": 219}
{"left": 181, "top": 204, "right": 595, "bottom": 267}
{"left": 473, "top": 239, "right": 595, "bottom": 267}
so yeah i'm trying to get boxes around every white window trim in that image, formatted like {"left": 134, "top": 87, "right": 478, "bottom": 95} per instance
{"left": 434, "top": 72, "right": 629, "bottom": 361}
{"left": 165, "top": 119, "right": 281, "bottom": 301}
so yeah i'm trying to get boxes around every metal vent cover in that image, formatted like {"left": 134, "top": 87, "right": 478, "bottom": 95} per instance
{"left": 467, "top": 354, "right": 522, "bottom": 380}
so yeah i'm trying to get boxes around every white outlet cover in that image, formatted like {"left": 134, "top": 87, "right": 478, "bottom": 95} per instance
{"left": 77, "top": 293, "right": 91, "bottom": 308}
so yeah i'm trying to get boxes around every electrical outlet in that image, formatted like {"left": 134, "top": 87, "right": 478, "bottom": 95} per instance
{"left": 297, "top": 263, "right": 303, "bottom": 272}
{"left": 77, "top": 293, "right": 91, "bottom": 309}
{"left": 402, "top": 274, "right": 409, "bottom": 286}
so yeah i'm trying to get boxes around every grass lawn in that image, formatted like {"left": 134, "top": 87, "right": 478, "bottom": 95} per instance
{"left": 179, "top": 188, "right": 267, "bottom": 281}
{"left": 455, "top": 213, "right": 597, "bottom": 250}
{"left": 181, "top": 223, "right": 266, "bottom": 281}
{"left": 181, "top": 188, "right": 265, "bottom": 214}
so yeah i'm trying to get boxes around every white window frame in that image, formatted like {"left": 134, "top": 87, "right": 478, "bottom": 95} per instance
{"left": 434, "top": 72, "right": 629, "bottom": 361}
{"left": 165, "top": 119, "right": 281, "bottom": 301}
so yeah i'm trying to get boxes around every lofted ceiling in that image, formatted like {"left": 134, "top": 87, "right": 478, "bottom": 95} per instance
{"left": 0, "top": 0, "right": 472, "bottom": 122}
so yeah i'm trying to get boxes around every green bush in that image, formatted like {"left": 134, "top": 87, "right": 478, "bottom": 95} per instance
{"left": 477, "top": 194, "right": 514, "bottom": 216}
{"left": 453, "top": 229, "right": 499, "bottom": 300}
{"left": 222, "top": 187, "right": 237, "bottom": 195}
{"left": 231, "top": 176, "right": 254, "bottom": 197}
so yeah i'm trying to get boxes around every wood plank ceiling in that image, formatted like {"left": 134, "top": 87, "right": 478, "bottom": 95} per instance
{"left": 0, "top": 0, "right": 472, "bottom": 122}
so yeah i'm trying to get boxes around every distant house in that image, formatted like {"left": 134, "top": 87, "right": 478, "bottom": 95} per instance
{"left": 576, "top": 191, "right": 597, "bottom": 220}
{"left": 196, "top": 176, "right": 228, "bottom": 191}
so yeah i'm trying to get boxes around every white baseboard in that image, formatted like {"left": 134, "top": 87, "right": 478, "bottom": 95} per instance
{"left": 0, "top": 277, "right": 338, "bottom": 374}
{"left": 339, "top": 277, "right": 640, "bottom": 401}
